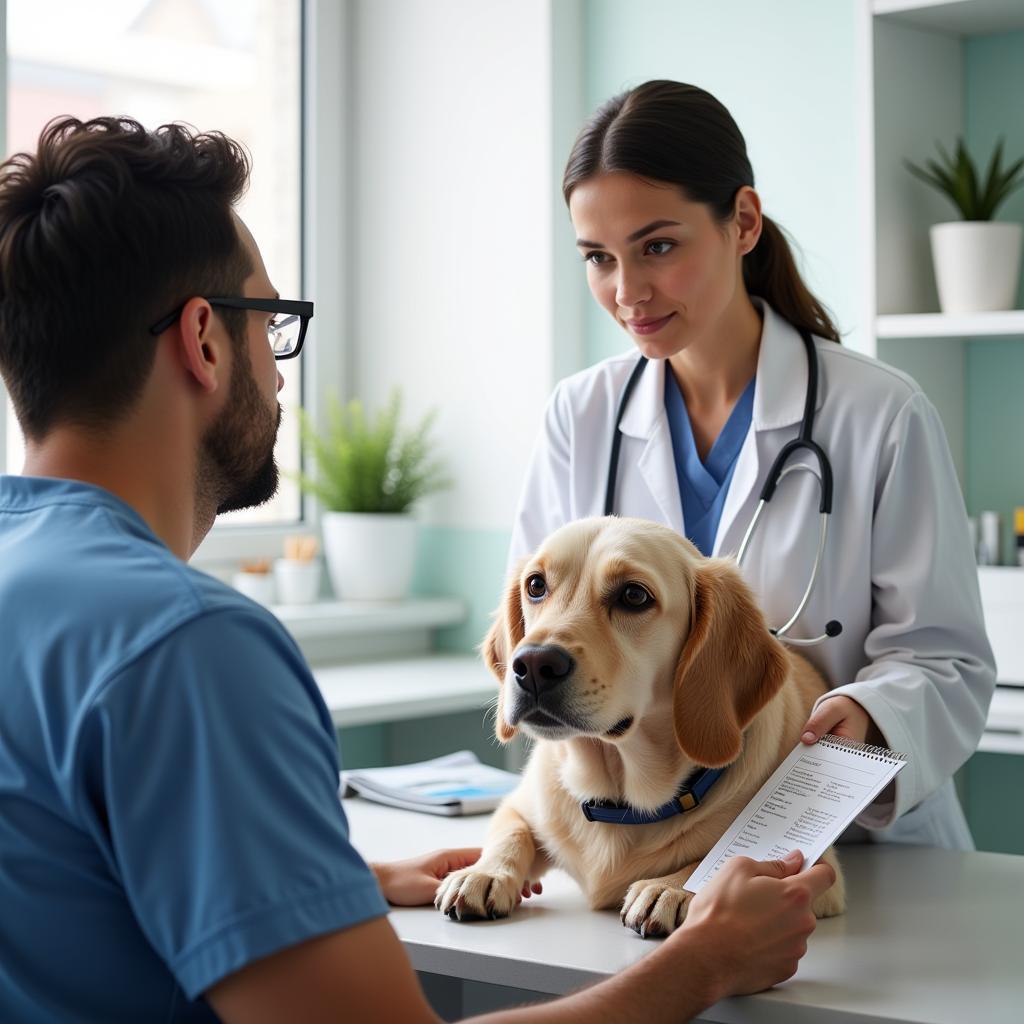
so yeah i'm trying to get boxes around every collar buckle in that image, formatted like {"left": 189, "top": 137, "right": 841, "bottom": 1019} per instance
{"left": 675, "top": 790, "right": 700, "bottom": 813}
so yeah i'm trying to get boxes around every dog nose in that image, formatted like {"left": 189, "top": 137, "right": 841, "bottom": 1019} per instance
{"left": 512, "top": 644, "right": 575, "bottom": 697}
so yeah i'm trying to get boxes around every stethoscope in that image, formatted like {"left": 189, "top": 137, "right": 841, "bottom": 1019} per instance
{"left": 604, "top": 327, "right": 842, "bottom": 647}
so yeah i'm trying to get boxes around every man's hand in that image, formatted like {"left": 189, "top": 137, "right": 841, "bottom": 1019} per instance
{"left": 680, "top": 850, "right": 836, "bottom": 1001}
{"left": 800, "top": 694, "right": 883, "bottom": 746}
{"left": 371, "top": 848, "right": 483, "bottom": 906}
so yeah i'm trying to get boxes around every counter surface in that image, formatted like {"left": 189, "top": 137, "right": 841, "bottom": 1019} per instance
{"left": 344, "top": 797, "right": 1023, "bottom": 1024}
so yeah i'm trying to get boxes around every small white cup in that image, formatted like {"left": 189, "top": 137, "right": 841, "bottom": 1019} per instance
{"left": 273, "top": 558, "right": 322, "bottom": 605}
{"left": 232, "top": 571, "right": 276, "bottom": 606}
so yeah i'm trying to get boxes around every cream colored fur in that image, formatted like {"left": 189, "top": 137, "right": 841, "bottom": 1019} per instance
{"left": 435, "top": 516, "right": 845, "bottom": 936}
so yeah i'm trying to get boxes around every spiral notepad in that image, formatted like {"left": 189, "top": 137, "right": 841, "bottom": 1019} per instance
{"left": 684, "top": 734, "right": 907, "bottom": 893}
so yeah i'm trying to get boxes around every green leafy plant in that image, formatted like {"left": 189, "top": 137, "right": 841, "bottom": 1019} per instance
{"left": 296, "top": 390, "right": 449, "bottom": 513}
{"left": 905, "top": 137, "right": 1024, "bottom": 221}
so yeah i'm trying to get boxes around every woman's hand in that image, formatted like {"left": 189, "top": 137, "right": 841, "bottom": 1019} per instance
{"left": 801, "top": 695, "right": 896, "bottom": 807}
{"left": 800, "top": 694, "right": 883, "bottom": 746}
{"left": 371, "top": 848, "right": 483, "bottom": 906}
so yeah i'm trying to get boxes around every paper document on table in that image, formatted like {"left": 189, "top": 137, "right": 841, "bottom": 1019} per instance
{"left": 684, "top": 734, "right": 907, "bottom": 893}
{"left": 340, "top": 750, "right": 520, "bottom": 816}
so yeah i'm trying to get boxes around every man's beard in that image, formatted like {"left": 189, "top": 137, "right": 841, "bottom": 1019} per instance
{"left": 199, "top": 344, "right": 281, "bottom": 516}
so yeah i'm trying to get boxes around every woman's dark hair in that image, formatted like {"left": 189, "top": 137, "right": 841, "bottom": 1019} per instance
{"left": 0, "top": 116, "right": 254, "bottom": 439}
{"left": 562, "top": 80, "right": 840, "bottom": 343}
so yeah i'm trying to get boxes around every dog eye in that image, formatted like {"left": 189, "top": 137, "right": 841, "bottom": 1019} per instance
{"left": 618, "top": 583, "right": 653, "bottom": 611}
{"left": 525, "top": 574, "right": 547, "bottom": 601}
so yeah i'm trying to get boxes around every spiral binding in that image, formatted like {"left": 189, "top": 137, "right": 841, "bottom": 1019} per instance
{"left": 819, "top": 733, "right": 907, "bottom": 762}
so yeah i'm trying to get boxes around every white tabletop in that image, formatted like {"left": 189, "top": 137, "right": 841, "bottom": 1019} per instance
{"left": 313, "top": 654, "right": 495, "bottom": 728}
{"left": 345, "top": 798, "right": 1024, "bottom": 1024}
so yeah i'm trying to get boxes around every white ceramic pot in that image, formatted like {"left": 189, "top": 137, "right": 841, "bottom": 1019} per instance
{"left": 929, "top": 221, "right": 1023, "bottom": 314}
{"left": 232, "top": 570, "right": 276, "bottom": 606}
{"left": 273, "top": 557, "right": 323, "bottom": 605}
{"left": 321, "top": 511, "right": 417, "bottom": 601}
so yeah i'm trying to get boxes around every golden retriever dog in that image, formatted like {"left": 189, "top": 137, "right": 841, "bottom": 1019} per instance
{"left": 435, "top": 516, "right": 845, "bottom": 936}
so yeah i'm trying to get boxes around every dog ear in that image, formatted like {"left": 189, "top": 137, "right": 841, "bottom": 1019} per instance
{"left": 672, "top": 557, "right": 789, "bottom": 767}
{"left": 482, "top": 559, "right": 527, "bottom": 743}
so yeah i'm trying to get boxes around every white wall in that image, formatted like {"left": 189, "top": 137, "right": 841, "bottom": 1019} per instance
{"left": 350, "top": 0, "right": 559, "bottom": 530}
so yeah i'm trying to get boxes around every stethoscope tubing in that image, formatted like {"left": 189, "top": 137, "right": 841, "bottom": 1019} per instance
{"left": 604, "top": 353, "right": 649, "bottom": 519}
{"left": 604, "top": 326, "right": 841, "bottom": 645}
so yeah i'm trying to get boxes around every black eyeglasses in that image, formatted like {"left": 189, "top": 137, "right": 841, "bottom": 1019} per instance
{"left": 148, "top": 296, "right": 314, "bottom": 360}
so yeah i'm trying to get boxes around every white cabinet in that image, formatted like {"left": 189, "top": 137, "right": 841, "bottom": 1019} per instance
{"left": 978, "top": 566, "right": 1024, "bottom": 754}
{"left": 978, "top": 566, "right": 1024, "bottom": 682}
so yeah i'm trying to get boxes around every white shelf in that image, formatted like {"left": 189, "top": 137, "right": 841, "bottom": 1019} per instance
{"left": 978, "top": 566, "right": 1024, "bottom": 688}
{"left": 876, "top": 310, "right": 1024, "bottom": 340}
{"left": 312, "top": 653, "right": 494, "bottom": 728}
{"left": 874, "top": 0, "right": 1024, "bottom": 36}
{"left": 270, "top": 596, "right": 467, "bottom": 642}
{"left": 979, "top": 686, "right": 1024, "bottom": 755}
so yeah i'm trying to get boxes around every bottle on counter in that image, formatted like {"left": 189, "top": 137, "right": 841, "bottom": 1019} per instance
{"left": 978, "top": 511, "right": 1001, "bottom": 566}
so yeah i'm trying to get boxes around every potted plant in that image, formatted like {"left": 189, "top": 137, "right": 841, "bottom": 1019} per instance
{"left": 297, "top": 390, "right": 448, "bottom": 601}
{"left": 905, "top": 138, "right": 1024, "bottom": 314}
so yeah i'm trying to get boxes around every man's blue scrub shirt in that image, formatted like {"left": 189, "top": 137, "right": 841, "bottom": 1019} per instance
{"left": 0, "top": 476, "right": 389, "bottom": 1022}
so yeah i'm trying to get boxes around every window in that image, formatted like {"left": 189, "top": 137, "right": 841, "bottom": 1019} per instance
{"left": 2, "top": 0, "right": 304, "bottom": 526}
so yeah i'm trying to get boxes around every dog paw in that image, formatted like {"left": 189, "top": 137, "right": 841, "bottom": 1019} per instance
{"left": 620, "top": 879, "right": 694, "bottom": 937}
{"left": 435, "top": 868, "right": 521, "bottom": 922}
{"left": 811, "top": 848, "right": 846, "bottom": 918}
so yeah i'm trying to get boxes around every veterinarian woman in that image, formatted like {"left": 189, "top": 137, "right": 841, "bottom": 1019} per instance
{"left": 509, "top": 80, "right": 995, "bottom": 850}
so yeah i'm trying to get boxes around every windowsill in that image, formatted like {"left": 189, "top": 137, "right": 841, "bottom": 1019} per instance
{"left": 312, "top": 652, "right": 492, "bottom": 728}
{"left": 269, "top": 596, "right": 468, "bottom": 642}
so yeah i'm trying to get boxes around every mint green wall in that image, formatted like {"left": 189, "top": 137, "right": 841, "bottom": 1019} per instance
{"left": 964, "top": 32, "right": 1024, "bottom": 554}
{"left": 581, "top": 0, "right": 863, "bottom": 364}
{"left": 332, "top": 526, "right": 507, "bottom": 771}
{"left": 412, "top": 524, "right": 510, "bottom": 653}
{"left": 965, "top": 31, "right": 1024, "bottom": 309}
{"left": 958, "top": 753, "right": 1024, "bottom": 856}
{"left": 966, "top": 340, "right": 1024, "bottom": 552}
{"left": 409, "top": 525, "right": 508, "bottom": 762}
{"left": 341, "top": 522, "right": 508, "bottom": 770}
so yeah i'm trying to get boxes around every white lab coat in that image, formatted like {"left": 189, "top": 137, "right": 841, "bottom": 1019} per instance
{"left": 509, "top": 300, "right": 995, "bottom": 849}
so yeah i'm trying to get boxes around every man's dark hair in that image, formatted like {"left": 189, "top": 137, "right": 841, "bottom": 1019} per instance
{"left": 0, "top": 116, "right": 253, "bottom": 439}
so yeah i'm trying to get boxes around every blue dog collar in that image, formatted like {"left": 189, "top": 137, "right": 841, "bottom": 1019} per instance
{"left": 579, "top": 766, "right": 725, "bottom": 825}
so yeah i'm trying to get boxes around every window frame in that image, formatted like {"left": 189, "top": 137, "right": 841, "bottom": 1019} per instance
{"left": 0, "top": 0, "right": 347, "bottom": 567}
{"left": 193, "top": 0, "right": 347, "bottom": 565}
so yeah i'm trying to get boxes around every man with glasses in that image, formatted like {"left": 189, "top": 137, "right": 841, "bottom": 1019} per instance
{"left": 0, "top": 117, "right": 832, "bottom": 1023}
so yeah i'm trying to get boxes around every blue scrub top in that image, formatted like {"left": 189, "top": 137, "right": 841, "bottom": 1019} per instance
{"left": 0, "top": 476, "right": 389, "bottom": 1022}
{"left": 665, "top": 369, "right": 755, "bottom": 556}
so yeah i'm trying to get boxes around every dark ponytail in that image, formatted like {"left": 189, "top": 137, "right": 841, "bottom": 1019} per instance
{"left": 563, "top": 80, "right": 840, "bottom": 343}
{"left": 744, "top": 217, "right": 840, "bottom": 342}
